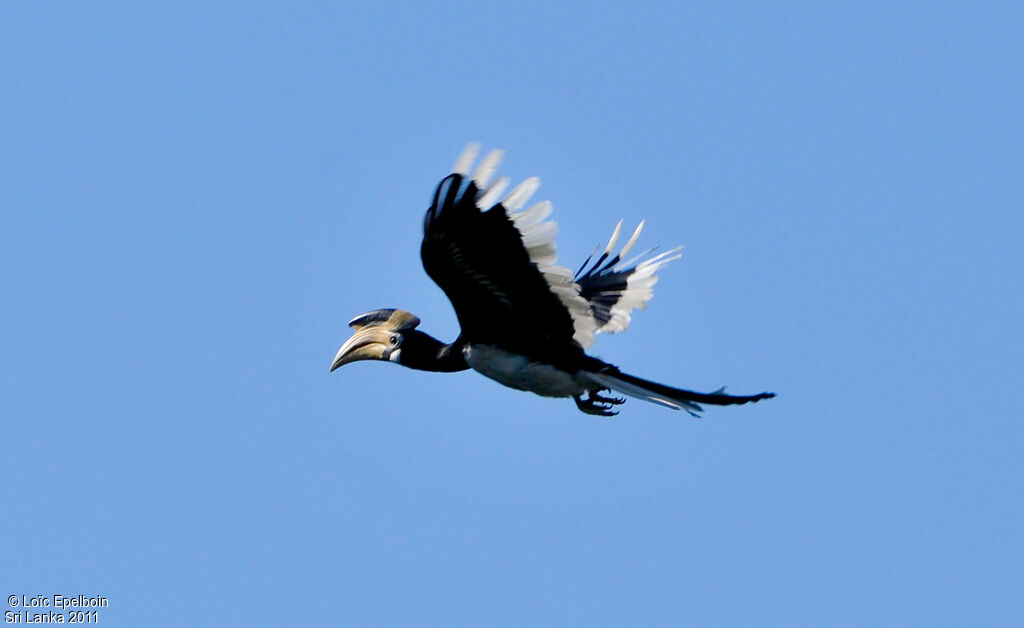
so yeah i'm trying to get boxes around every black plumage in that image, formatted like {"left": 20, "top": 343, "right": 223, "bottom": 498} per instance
{"left": 332, "top": 144, "right": 774, "bottom": 416}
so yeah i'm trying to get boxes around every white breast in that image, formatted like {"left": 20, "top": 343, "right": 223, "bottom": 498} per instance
{"left": 463, "top": 344, "right": 586, "bottom": 398}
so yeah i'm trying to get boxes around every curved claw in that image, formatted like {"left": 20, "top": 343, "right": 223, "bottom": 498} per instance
{"left": 573, "top": 389, "right": 625, "bottom": 417}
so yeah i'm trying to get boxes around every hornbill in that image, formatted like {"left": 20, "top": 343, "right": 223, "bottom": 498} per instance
{"left": 331, "top": 144, "right": 774, "bottom": 416}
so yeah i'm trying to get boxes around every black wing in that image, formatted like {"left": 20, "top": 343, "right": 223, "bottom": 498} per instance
{"left": 574, "top": 221, "right": 682, "bottom": 335}
{"left": 421, "top": 148, "right": 596, "bottom": 356}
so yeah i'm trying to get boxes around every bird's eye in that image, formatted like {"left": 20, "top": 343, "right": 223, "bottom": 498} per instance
{"left": 389, "top": 335, "right": 399, "bottom": 346}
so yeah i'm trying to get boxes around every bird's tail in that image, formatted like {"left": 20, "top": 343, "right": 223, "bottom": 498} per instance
{"left": 582, "top": 370, "right": 775, "bottom": 417}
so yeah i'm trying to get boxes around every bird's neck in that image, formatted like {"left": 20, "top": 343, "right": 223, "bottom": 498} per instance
{"left": 399, "top": 330, "right": 468, "bottom": 372}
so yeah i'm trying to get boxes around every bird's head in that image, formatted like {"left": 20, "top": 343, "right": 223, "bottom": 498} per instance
{"left": 330, "top": 308, "right": 421, "bottom": 371}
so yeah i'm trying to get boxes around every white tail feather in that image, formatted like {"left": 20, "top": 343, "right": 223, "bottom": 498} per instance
{"left": 582, "top": 372, "right": 702, "bottom": 415}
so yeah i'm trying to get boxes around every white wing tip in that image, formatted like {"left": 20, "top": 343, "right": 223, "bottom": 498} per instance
{"left": 603, "top": 220, "right": 624, "bottom": 254}
{"left": 452, "top": 143, "right": 481, "bottom": 175}
{"left": 472, "top": 149, "right": 505, "bottom": 188}
{"left": 449, "top": 144, "right": 599, "bottom": 349}
{"left": 619, "top": 221, "right": 645, "bottom": 258}
{"left": 502, "top": 176, "right": 541, "bottom": 211}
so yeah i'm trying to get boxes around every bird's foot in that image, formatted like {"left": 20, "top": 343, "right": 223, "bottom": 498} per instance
{"left": 574, "top": 389, "right": 626, "bottom": 417}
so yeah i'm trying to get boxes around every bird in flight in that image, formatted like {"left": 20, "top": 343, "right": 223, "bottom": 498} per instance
{"left": 332, "top": 144, "right": 774, "bottom": 416}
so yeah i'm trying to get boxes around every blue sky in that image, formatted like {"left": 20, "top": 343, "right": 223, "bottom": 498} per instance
{"left": 2, "top": 2, "right": 1021, "bottom": 625}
